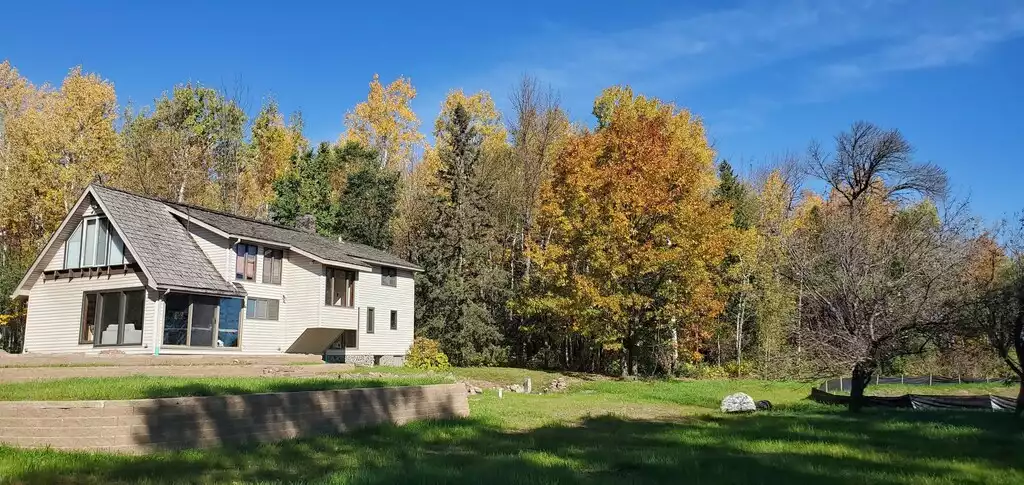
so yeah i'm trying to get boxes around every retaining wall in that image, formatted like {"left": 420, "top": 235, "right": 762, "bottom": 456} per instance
{"left": 0, "top": 383, "right": 469, "bottom": 454}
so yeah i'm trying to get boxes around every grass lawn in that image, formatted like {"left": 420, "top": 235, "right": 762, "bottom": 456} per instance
{"left": 0, "top": 375, "right": 451, "bottom": 401}
{"left": 1, "top": 373, "right": 1022, "bottom": 484}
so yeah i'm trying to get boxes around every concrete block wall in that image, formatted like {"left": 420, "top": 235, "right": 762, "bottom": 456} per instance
{"left": 0, "top": 383, "right": 469, "bottom": 454}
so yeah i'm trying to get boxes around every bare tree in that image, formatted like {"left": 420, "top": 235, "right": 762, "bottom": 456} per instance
{"left": 807, "top": 121, "right": 948, "bottom": 204}
{"left": 965, "top": 215, "right": 1024, "bottom": 415}
{"left": 796, "top": 122, "right": 972, "bottom": 411}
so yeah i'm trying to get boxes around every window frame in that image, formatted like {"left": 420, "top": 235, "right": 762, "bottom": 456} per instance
{"left": 390, "top": 310, "right": 398, "bottom": 331}
{"left": 262, "top": 248, "right": 284, "bottom": 285}
{"left": 245, "top": 297, "right": 280, "bottom": 321}
{"left": 381, "top": 266, "right": 397, "bottom": 287}
{"left": 366, "top": 307, "right": 375, "bottom": 334}
{"left": 162, "top": 293, "right": 245, "bottom": 348}
{"left": 325, "top": 267, "right": 356, "bottom": 308}
{"left": 81, "top": 288, "right": 146, "bottom": 347}
{"left": 64, "top": 216, "right": 126, "bottom": 270}
{"left": 235, "top": 243, "right": 259, "bottom": 281}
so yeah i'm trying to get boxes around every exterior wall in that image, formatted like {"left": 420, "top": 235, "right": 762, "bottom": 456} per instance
{"left": 188, "top": 225, "right": 233, "bottom": 281}
{"left": 0, "top": 383, "right": 470, "bottom": 453}
{"left": 325, "top": 266, "right": 416, "bottom": 360}
{"left": 23, "top": 273, "right": 158, "bottom": 355}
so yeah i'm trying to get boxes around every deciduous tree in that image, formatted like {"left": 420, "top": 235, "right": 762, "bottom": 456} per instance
{"left": 523, "top": 86, "right": 732, "bottom": 375}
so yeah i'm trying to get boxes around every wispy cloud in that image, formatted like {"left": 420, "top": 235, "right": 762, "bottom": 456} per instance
{"left": 430, "top": 0, "right": 1024, "bottom": 133}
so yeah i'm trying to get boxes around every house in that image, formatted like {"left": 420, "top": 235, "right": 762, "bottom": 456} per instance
{"left": 10, "top": 184, "right": 421, "bottom": 365}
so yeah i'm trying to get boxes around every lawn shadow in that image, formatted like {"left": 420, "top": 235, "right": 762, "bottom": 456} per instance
{"left": 7, "top": 404, "right": 1024, "bottom": 484}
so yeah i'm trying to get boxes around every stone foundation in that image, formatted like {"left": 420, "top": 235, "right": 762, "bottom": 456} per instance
{"left": 378, "top": 355, "right": 405, "bottom": 367}
{"left": 0, "top": 383, "right": 469, "bottom": 454}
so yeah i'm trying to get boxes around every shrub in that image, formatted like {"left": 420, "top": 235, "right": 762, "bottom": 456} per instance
{"left": 405, "top": 337, "right": 451, "bottom": 371}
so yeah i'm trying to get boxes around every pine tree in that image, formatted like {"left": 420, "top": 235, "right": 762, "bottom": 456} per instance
{"left": 269, "top": 142, "right": 339, "bottom": 233}
{"left": 333, "top": 142, "right": 400, "bottom": 249}
{"left": 415, "top": 104, "right": 506, "bottom": 365}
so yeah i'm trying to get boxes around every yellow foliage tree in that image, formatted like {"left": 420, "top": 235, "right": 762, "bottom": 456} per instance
{"left": 524, "top": 86, "right": 733, "bottom": 374}
{"left": 0, "top": 62, "right": 120, "bottom": 251}
{"left": 242, "top": 100, "right": 307, "bottom": 218}
{"left": 341, "top": 74, "right": 423, "bottom": 172}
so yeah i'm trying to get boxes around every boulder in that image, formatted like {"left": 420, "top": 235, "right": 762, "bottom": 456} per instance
{"left": 720, "top": 392, "right": 757, "bottom": 413}
{"left": 544, "top": 377, "right": 568, "bottom": 393}
{"left": 756, "top": 400, "right": 773, "bottom": 411}
{"left": 506, "top": 384, "right": 525, "bottom": 393}
{"left": 465, "top": 384, "right": 483, "bottom": 395}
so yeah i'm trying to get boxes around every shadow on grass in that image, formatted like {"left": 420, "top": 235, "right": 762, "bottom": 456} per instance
{"left": 5, "top": 407, "right": 1024, "bottom": 484}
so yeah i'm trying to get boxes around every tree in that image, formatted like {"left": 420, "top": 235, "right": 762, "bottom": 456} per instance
{"left": 415, "top": 103, "right": 507, "bottom": 366}
{"left": 522, "top": 86, "right": 733, "bottom": 376}
{"left": 119, "top": 83, "right": 246, "bottom": 207}
{"left": 333, "top": 143, "right": 400, "bottom": 249}
{"left": 269, "top": 142, "right": 341, "bottom": 234}
{"left": 964, "top": 221, "right": 1024, "bottom": 415}
{"left": 0, "top": 63, "right": 121, "bottom": 251}
{"left": 807, "top": 121, "right": 947, "bottom": 204}
{"left": 241, "top": 100, "right": 306, "bottom": 218}
{"left": 796, "top": 122, "right": 970, "bottom": 411}
{"left": 341, "top": 74, "right": 424, "bottom": 172}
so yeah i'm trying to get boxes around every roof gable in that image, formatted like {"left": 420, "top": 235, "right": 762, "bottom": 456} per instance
{"left": 90, "top": 186, "right": 243, "bottom": 295}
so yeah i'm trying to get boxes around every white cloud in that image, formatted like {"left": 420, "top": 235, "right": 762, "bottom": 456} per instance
{"left": 429, "top": 0, "right": 1024, "bottom": 132}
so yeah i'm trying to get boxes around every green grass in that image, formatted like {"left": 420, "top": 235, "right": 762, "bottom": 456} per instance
{"left": 0, "top": 375, "right": 452, "bottom": 401}
{"left": 1, "top": 374, "right": 1022, "bottom": 484}
{"left": 336, "top": 365, "right": 572, "bottom": 388}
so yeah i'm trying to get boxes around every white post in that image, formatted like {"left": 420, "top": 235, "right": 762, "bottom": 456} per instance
{"left": 524, "top": 378, "right": 532, "bottom": 394}
{"left": 498, "top": 388, "right": 503, "bottom": 399}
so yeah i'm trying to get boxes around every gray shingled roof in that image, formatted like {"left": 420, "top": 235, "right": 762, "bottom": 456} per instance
{"left": 91, "top": 186, "right": 245, "bottom": 296}
{"left": 93, "top": 185, "right": 420, "bottom": 286}
{"left": 163, "top": 202, "right": 421, "bottom": 270}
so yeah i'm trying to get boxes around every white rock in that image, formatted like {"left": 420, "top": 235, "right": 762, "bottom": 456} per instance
{"left": 720, "top": 392, "right": 757, "bottom": 413}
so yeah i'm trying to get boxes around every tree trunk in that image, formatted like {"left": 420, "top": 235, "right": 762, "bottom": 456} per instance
{"left": 1016, "top": 380, "right": 1024, "bottom": 418}
{"left": 849, "top": 360, "right": 877, "bottom": 413}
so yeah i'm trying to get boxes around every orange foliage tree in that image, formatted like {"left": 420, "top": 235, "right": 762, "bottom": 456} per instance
{"left": 521, "top": 86, "right": 733, "bottom": 375}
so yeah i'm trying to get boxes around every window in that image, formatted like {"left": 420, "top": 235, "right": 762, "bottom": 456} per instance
{"left": 325, "top": 268, "right": 356, "bottom": 307}
{"left": 366, "top": 307, "right": 375, "bottom": 334}
{"left": 390, "top": 310, "right": 398, "bottom": 330}
{"left": 81, "top": 290, "right": 145, "bottom": 346}
{"left": 64, "top": 217, "right": 125, "bottom": 269}
{"left": 235, "top": 244, "right": 258, "bottom": 280}
{"left": 79, "top": 294, "right": 97, "bottom": 344}
{"left": 163, "top": 294, "right": 243, "bottom": 348}
{"left": 381, "top": 266, "right": 397, "bottom": 287}
{"left": 262, "top": 248, "right": 283, "bottom": 284}
{"left": 245, "top": 298, "right": 280, "bottom": 320}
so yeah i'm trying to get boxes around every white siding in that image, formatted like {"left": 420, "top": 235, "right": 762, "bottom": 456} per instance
{"left": 44, "top": 245, "right": 65, "bottom": 271}
{"left": 23, "top": 273, "right": 158, "bottom": 354}
{"left": 188, "top": 225, "right": 233, "bottom": 281}
{"left": 326, "top": 265, "right": 415, "bottom": 358}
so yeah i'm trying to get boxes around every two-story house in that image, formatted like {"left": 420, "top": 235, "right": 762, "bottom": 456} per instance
{"left": 10, "top": 184, "right": 420, "bottom": 365}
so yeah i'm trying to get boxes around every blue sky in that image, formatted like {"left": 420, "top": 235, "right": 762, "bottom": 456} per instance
{"left": 2, "top": 0, "right": 1022, "bottom": 220}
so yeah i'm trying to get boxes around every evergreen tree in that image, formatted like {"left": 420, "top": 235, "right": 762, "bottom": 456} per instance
{"left": 333, "top": 142, "right": 400, "bottom": 250}
{"left": 415, "top": 104, "right": 507, "bottom": 365}
{"left": 715, "top": 160, "right": 754, "bottom": 230}
{"left": 269, "top": 142, "right": 339, "bottom": 234}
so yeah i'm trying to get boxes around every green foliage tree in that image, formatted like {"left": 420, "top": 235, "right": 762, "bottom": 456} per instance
{"left": 415, "top": 104, "right": 507, "bottom": 366}
{"left": 333, "top": 143, "right": 400, "bottom": 250}
{"left": 270, "top": 142, "right": 340, "bottom": 234}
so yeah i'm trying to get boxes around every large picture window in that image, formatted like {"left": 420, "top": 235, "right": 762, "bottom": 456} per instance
{"left": 235, "top": 244, "right": 258, "bottom": 280}
{"left": 163, "top": 294, "right": 243, "bottom": 348}
{"left": 64, "top": 217, "right": 125, "bottom": 269}
{"left": 80, "top": 290, "right": 145, "bottom": 346}
{"left": 325, "top": 267, "right": 356, "bottom": 307}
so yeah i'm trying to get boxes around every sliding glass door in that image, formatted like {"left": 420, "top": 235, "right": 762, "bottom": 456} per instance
{"left": 162, "top": 294, "right": 243, "bottom": 348}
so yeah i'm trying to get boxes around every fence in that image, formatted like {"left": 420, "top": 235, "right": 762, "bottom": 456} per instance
{"left": 817, "top": 375, "right": 1011, "bottom": 393}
